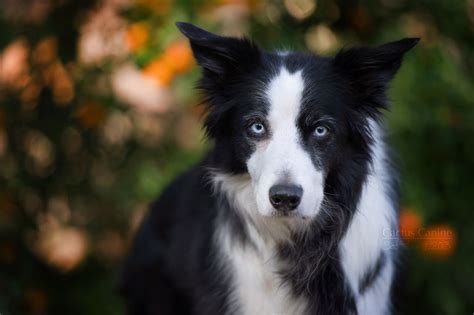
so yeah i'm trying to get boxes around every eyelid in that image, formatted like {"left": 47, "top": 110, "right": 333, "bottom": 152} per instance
{"left": 304, "top": 114, "right": 335, "bottom": 128}
{"left": 316, "top": 115, "right": 335, "bottom": 123}
{"left": 314, "top": 117, "right": 335, "bottom": 129}
{"left": 244, "top": 114, "right": 267, "bottom": 126}
{"left": 245, "top": 112, "right": 265, "bottom": 120}
{"left": 315, "top": 122, "right": 331, "bottom": 131}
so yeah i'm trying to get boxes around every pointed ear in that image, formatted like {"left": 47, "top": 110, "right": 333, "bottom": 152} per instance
{"left": 333, "top": 38, "right": 419, "bottom": 110}
{"left": 176, "top": 22, "right": 260, "bottom": 76}
{"left": 334, "top": 38, "right": 419, "bottom": 80}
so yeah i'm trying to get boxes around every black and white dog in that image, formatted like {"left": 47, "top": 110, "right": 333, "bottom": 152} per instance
{"left": 120, "top": 22, "right": 418, "bottom": 315}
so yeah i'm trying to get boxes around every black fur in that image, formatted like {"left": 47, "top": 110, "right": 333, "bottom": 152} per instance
{"left": 119, "top": 22, "right": 417, "bottom": 315}
{"left": 359, "top": 252, "right": 387, "bottom": 295}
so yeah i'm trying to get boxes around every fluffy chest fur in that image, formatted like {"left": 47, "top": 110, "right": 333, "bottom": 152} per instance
{"left": 217, "top": 224, "right": 309, "bottom": 315}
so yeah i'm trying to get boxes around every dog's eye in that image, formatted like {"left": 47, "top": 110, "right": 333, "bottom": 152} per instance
{"left": 248, "top": 122, "right": 266, "bottom": 137}
{"left": 314, "top": 125, "right": 328, "bottom": 137}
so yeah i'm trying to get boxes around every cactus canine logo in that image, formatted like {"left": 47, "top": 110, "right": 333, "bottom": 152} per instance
{"left": 383, "top": 225, "right": 457, "bottom": 257}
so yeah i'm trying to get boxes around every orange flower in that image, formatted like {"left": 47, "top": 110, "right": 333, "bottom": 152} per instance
{"left": 143, "top": 58, "right": 174, "bottom": 86}
{"left": 162, "top": 40, "right": 194, "bottom": 74}
{"left": 419, "top": 224, "right": 457, "bottom": 259}
{"left": 399, "top": 208, "right": 422, "bottom": 244}
{"left": 142, "top": 40, "right": 194, "bottom": 86}
{"left": 126, "top": 22, "right": 150, "bottom": 52}
{"left": 76, "top": 101, "right": 106, "bottom": 129}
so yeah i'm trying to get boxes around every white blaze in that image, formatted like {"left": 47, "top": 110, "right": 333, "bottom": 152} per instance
{"left": 246, "top": 67, "right": 324, "bottom": 218}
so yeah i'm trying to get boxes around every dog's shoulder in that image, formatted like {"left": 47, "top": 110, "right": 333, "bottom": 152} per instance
{"left": 119, "top": 162, "right": 218, "bottom": 314}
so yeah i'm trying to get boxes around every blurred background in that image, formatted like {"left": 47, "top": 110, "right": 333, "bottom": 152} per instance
{"left": 0, "top": 0, "right": 473, "bottom": 314}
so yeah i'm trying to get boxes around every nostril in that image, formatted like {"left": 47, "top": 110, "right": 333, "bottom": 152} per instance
{"left": 272, "top": 197, "right": 282, "bottom": 204}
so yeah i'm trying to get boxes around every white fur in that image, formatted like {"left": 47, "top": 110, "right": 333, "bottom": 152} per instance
{"left": 247, "top": 67, "right": 324, "bottom": 219}
{"left": 216, "top": 222, "right": 309, "bottom": 315}
{"left": 357, "top": 262, "right": 394, "bottom": 315}
{"left": 339, "top": 119, "right": 396, "bottom": 315}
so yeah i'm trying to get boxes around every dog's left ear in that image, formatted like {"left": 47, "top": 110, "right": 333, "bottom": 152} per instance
{"left": 333, "top": 38, "right": 419, "bottom": 109}
{"left": 176, "top": 22, "right": 260, "bottom": 76}
{"left": 334, "top": 38, "right": 419, "bottom": 82}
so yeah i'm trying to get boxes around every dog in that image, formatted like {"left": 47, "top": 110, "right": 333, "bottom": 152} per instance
{"left": 119, "top": 22, "right": 418, "bottom": 315}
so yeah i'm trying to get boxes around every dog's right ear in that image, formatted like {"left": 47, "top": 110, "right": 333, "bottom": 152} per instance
{"left": 176, "top": 22, "right": 260, "bottom": 76}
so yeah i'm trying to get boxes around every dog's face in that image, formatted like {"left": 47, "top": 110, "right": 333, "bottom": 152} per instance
{"left": 178, "top": 22, "right": 417, "bottom": 221}
{"left": 245, "top": 67, "right": 324, "bottom": 219}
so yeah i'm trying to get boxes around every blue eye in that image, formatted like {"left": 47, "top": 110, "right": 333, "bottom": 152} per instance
{"left": 314, "top": 125, "right": 328, "bottom": 137}
{"left": 249, "top": 122, "right": 266, "bottom": 136}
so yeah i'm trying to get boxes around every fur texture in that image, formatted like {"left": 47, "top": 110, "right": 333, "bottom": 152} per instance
{"left": 119, "top": 22, "right": 418, "bottom": 315}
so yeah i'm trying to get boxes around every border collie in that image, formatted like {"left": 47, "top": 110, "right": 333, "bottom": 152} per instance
{"left": 120, "top": 22, "right": 418, "bottom": 315}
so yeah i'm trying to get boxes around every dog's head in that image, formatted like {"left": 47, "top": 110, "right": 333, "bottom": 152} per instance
{"left": 177, "top": 22, "right": 417, "bottom": 222}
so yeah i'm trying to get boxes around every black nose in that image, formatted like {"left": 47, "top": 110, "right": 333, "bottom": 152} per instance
{"left": 269, "top": 184, "right": 303, "bottom": 212}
